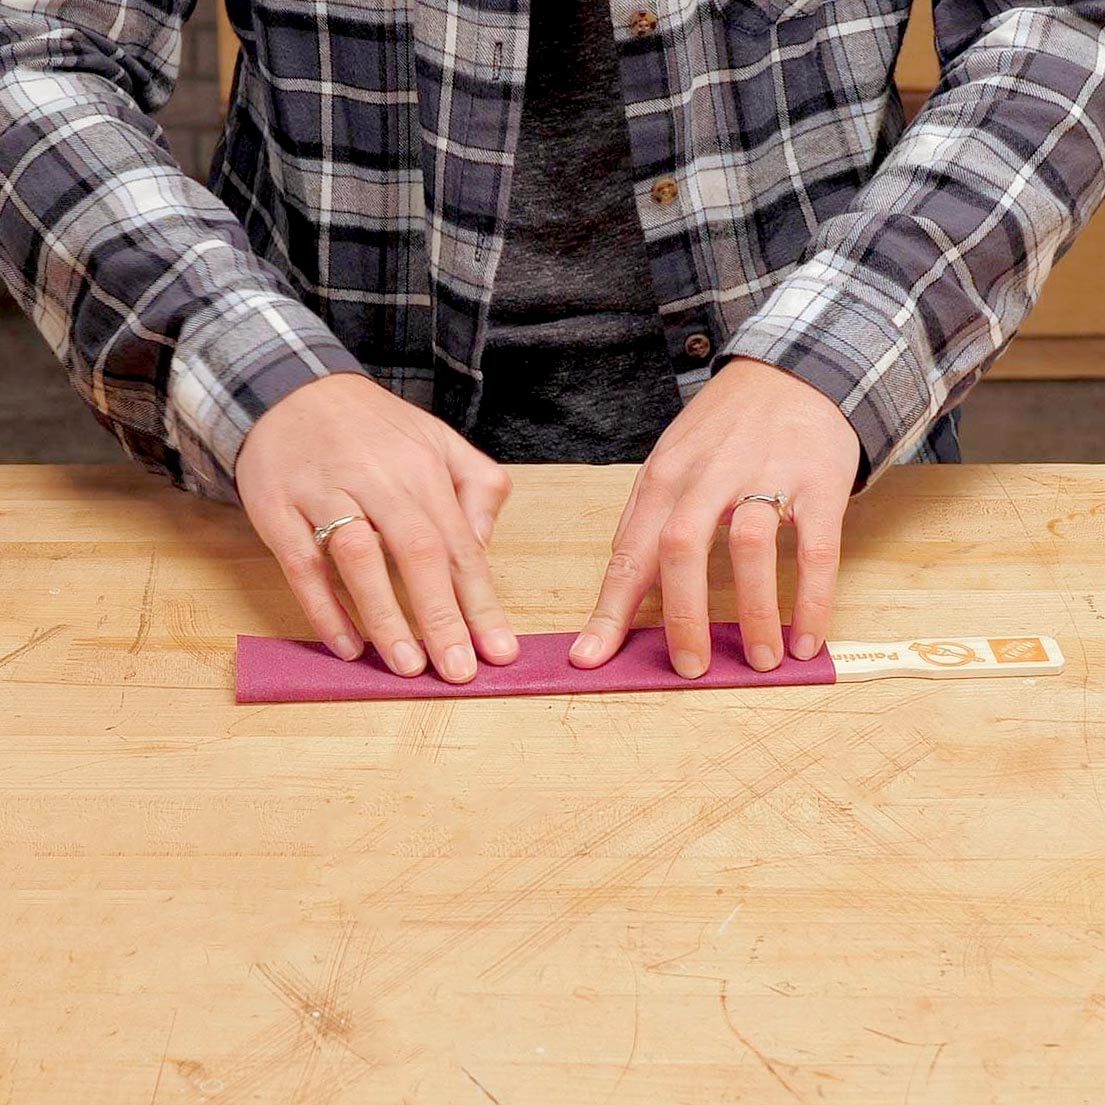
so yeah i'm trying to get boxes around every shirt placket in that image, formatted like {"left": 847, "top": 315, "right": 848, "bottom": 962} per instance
{"left": 609, "top": 0, "right": 719, "bottom": 405}
{"left": 415, "top": 0, "right": 531, "bottom": 427}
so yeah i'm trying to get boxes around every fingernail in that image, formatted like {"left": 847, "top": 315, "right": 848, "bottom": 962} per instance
{"left": 475, "top": 513, "right": 495, "bottom": 548}
{"left": 749, "top": 644, "right": 779, "bottom": 671}
{"left": 441, "top": 644, "right": 477, "bottom": 682}
{"left": 792, "top": 634, "right": 817, "bottom": 661}
{"left": 672, "top": 650, "right": 707, "bottom": 679}
{"left": 391, "top": 639, "right": 424, "bottom": 675}
{"left": 484, "top": 628, "right": 518, "bottom": 660}
{"left": 570, "top": 633, "right": 603, "bottom": 663}
{"left": 333, "top": 635, "right": 362, "bottom": 662}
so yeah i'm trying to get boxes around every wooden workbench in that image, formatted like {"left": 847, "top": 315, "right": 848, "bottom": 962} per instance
{"left": 2, "top": 463, "right": 1104, "bottom": 1103}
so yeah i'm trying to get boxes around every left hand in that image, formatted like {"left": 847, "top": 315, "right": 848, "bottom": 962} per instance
{"left": 569, "top": 357, "right": 861, "bottom": 677}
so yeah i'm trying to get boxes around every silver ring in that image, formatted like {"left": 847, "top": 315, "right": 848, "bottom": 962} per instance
{"left": 733, "top": 490, "right": 791, "bottom": 522}
{"left": 313, "top": 513, "right": 370, "bottom": 551}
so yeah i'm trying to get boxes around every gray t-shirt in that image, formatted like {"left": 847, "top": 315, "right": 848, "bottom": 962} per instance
{"left": 457, "top": 0, "right": 684, "bottom": 463}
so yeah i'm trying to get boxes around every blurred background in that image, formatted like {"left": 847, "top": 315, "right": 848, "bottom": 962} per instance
{"left": 2, "top": 0, "right": 1103, "bottom": 466}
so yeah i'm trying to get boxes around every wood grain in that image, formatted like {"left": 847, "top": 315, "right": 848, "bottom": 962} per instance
{"left": 2, "top": 462, "right": 1104, "bottom": 1103}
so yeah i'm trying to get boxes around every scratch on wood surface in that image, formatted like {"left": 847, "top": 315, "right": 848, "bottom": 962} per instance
{"left": 2, "top": 1039, "right": 20, "bottom": 1105}
{"left": 862, "top": 1026, "right": 928, "bottom": 1047}
{"left": 650, "top": 848, "right": 681, "bottom": 905}
{"left": 604, "top": 951, "right": 640, "bottom": 1104}
{"left": 204, "top": 920, "right": 378, "bottom": 1105}
{"left": 128, "top": 551, "right": 158, "bottom": 655}
{"left": 716, "top": 902, "right": 744, "bottom": 936}
{"left": 0, "top": 624, "right": 64, "bottom": 673}
{"left": 475, "top": 716, "right": 846, "bottom": 984}
{"left": 927, "top": 1042, "right": 947, "bottom": 1081}
{"left": 256, "top": 921, "right": 357, "bottom": 1042}
{"left": 461, "top": 1066, "right": 506, "bottom": 1105}
{"left": 397, "top": 699, "right": 456, "bottom": 762}
{"left": 856, "top": 729, "right": 936, "bottom": 793}
{"left": 147, "top": 1009, "right": 177, "bottom": 1105}
{"left": 357, "top": 701, "right": 843, "bottom": 1000}
{"left": 643, "top": 928, "right": 704, "bottom": 975}
{"left": 165, "top": 596, "right": 232, "bottom": 675}
{"left": 719, "top": 980, "right": 805, "bottom": 1102}
{"left": 991, "top": 468, "right": 1104, "bottom": 824}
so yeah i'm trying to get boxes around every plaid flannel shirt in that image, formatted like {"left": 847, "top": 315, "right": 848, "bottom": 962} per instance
{"left": 2, "top": 0, "right": 1104, "bottom": 503}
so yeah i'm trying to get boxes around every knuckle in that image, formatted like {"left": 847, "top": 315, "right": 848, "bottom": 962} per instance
{"left": 403, "top": 526, "right": 446, "bottom": 566}
{"left": 486, "top": 466, "right": 513, "bottom": 497}
{"left": 586, "top": 608, "right": 625, "bottom": 634}
{"left": 659, "top": 518, "right": 699, "bottom": 559}
{"left": 460, "top": 588, "right": 504, "bottom": 623}
{"left": 740, "top": 601, "right": 779, "bottom": 624}
{"left": 605, "top": 549, "right": 644, "bottom": 583}
{"left": 662, "top": 607, "right": 702, "bottom": 630}
{"left": 729, "top": 519, "right": 775, "bottom": 553}
{"left": 358, "top": 599, "right": 402, "bottom": 632}
{"left": 300, "top": 595, "right": 337, "bottom": 628}
{"left": 798, "top": 537, "right": 840, "bottom": 569}
{"left": 282, "top": 551, "right": 325, "bottom": 586}
{"left": 643, "top": 455, "right": 679, "bottom": 493}
{"left": 419, "top": 602, "right": 465, "bottom": 636}
{"left": 798, "top": 591, "right": 834, "bottom": 617}
{"left": 332, "top": 531, "right": 381, "bottom": 571}
{"left": 449, "top": 540, "right": 487, "bottom": 577}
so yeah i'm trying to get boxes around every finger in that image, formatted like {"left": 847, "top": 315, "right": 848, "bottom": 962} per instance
{"left": 658, "top": 499, "right": 718, "bottom": 679}
{"left": 375, "top": 507, "right": 479, "bottom": 684}
{"left": 322, "top": 513, "right": 428, "bottom": 677}
{"left": 261, "top": 511, "right": 364, "bottom": 662}
{"left": 729, "top": 501, "right": 783, "bottom": 672}
{"left": 571, "top": 478, "right": 672, "bottom": 668}
{"left": 788, "top": 506, "right": 844, "bottom": 661}
{"left": 612, "top": 464, "right": 647, "bottom": 550}
{"left": 447, "top": 437, "right": 513, "bottom": 548}
{"left": 423, "top": 473, "right": 519, "bottom": 665}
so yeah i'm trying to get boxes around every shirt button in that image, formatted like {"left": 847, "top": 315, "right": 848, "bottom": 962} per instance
{"left": 684, "top": 332, "right": 712, "bottom": 359}
{"left": 628, "top": 9, "right": 659, "bottom": 36}
{"left": 650, "top": 177, "right": 679, "bottom": 206}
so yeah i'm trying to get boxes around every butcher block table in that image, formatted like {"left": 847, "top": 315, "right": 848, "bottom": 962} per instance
{"left": 2, "top": 462, "right": 1104, "bottom": 1104}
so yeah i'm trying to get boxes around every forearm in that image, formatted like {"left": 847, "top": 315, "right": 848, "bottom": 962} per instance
{"left": 0, "top": 2, "right": 365, "bottom": 501}
{"left": 719, "top": 3, "right": 1105, "bottom": 487}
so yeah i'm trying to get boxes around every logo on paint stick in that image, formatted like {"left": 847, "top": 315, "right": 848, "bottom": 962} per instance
{"left": 987, "top": 638, "right": 1049, "bottom": 663}
{"left": 908, "top": 640, "right": 981, "bottom": 667}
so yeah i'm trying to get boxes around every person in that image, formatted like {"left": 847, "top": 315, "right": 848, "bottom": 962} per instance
{"left": 1, "top": 0, "right": 1102, "bottom": 686}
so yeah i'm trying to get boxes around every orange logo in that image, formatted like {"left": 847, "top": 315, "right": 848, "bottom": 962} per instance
{"left": 908, "top": 640, "right": 980, "bottom": 667}
{"left": 988, "top": 638, "right": 1048, "bottom": 664}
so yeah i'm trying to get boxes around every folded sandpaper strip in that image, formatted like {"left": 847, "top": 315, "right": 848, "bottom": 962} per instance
{"left": 236, "top": 623, "right": 833, "bottom": 703}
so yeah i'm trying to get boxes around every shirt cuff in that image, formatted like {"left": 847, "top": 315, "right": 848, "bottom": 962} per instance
{"left": 713, "top": 258, "right": 937, "bottom": 493}
{"left": 167, "top": 291, "right": 369, "bottom": 505}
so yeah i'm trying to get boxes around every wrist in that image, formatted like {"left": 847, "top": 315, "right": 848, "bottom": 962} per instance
{"left": 715, "top": 355, "right": 864, "bottom": 487}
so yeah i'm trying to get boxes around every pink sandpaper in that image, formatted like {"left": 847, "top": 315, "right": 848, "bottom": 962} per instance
{"left": 236, "top": 624, "right": 835, "bottom": 704}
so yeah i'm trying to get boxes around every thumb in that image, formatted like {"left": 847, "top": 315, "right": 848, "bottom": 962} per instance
{"left": 446, "top": 439, "right": 513, "bottom": 548}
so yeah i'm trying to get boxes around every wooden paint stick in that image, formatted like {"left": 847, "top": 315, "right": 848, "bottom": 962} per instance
{"left": 825, "top": 635, "right": 1064, "bottom": 682}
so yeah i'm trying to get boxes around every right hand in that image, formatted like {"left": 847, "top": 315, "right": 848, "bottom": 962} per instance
{"left": 235, "top": 373, "right": 519, "bottom": 683}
